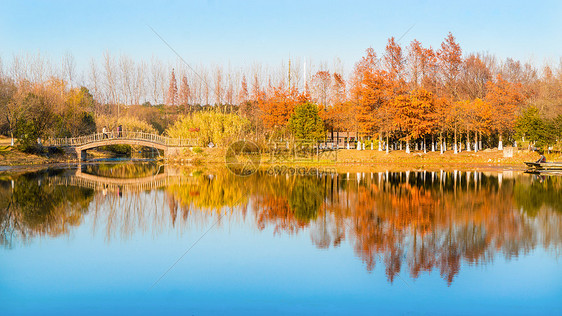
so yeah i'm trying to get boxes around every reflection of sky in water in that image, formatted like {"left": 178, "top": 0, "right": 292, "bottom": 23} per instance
{"left": 1, "top": 167, "right": 562, "bottom": 314}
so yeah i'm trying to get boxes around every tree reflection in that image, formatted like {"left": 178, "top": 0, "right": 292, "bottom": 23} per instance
{"left": 0, "top": 169, "right": 94, "bottom": 247}
{"left": 82, "top": 161, "right": 164, "bottom": 179}
{"left": 1, "top": 165, "right": 561, "bottom": 285}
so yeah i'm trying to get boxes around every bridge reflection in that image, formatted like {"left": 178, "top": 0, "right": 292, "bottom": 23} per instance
{"left": 48, "top": 164, "right": 196, "bottom": 193}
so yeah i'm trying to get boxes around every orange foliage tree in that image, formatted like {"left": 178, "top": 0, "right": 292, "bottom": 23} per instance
{"left": 485, "top": 74, "right": 525, "bottom": 149}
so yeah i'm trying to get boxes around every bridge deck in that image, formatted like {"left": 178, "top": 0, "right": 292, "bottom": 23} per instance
{"left": 46, "top": 131, "right": 195, "bottom": 148}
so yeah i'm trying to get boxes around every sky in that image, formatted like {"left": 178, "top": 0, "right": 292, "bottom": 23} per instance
{"left": 1, "top": 0, "right": 562, "bottom": 73}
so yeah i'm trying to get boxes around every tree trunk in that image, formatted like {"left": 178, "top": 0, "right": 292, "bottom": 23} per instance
{"left": 439, "top": 132, "right": 443, "bottom": 154}
{"left": 406, "top": 139, "right": 410, "bottom": 154}
{"left": 479, "top": 131, "right": 482, "bottom": 150}
{"left": 337, "top": 130, "right": 340, "bottom": 149}
{"left": 466, "top": 131, "right": 471, "bottom": 151}
{"left": 454, "top": 125, "right": 458, "bottom": 154}
{"left": 431, "top": 135, "right": 435, "bottom": 152}
{"left": 474, "top": 131, "right": 478, "bottom": 153}
{"left": 423, "top": 137, "right": 427, "bottom": 153}
{"left": 386, "top": 134, "right": 389, "bottom": 154}
{"left": 378, "top": 133, "right": 382, "bottom": 151}
{"left": 498, "top": 134, "right": 503, "bottom": 150}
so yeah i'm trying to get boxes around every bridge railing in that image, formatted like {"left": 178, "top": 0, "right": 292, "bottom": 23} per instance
{"left": 46, "top": 131, "right": 196, "bottom": 147}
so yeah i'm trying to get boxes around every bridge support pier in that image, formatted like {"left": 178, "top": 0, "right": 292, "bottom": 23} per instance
{"left": 76, "top": 149, "right": 87, "bottom": 161}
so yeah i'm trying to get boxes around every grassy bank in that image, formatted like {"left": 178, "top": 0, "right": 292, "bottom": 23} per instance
{"left": 167, "top": 146, "right": 555, "bottom": 167}
{"left": 0, "top": 145, "right": 74, "bottom": 166}
{"left": 1, "top": 136, "right": 557, "bottom": 169}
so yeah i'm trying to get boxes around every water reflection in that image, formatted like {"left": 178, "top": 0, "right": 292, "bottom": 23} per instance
{"left": 0, "top": 168, "right": 94, "bottom": 247}
{"left": 1, "top": 165, "right": 561, "bottom": 285}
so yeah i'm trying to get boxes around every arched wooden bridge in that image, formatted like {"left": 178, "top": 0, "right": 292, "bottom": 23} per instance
{"left": 46, "top": 131, "right": 195, "bottom": 160}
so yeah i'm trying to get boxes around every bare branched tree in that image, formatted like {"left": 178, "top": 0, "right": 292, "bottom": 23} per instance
{"left": 62, "top": 52, "right": 76, "bottom": 88}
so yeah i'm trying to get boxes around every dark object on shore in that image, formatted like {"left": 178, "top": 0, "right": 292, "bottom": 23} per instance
{"left": 536, "top": 154, "right": 546, "bottom": 163}
{"left": 524, "top": 168, "right": 562, "bottom": 176}
{"left": 524, "top": 161, "right": 562, "bottom": 170}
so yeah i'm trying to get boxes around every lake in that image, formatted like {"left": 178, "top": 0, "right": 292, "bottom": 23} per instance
{"left": 1, "top": 162, "right": 561, "bottom": 315}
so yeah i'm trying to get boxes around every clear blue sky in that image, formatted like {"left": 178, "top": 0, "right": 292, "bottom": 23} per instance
{"left": 1, "top": 0, "right": 561, "bottom": 71}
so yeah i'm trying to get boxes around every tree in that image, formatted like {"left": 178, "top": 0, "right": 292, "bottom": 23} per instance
{"left": 438, "top": 32, "right": 463, "bottom": 98}
{"left": 55, "top": 87, "right": 97, "bottom": 137}
{"left": 515, "top": 106, "right": 555, "bottom": 148}
{"left": 383, "top": 37, "right": 405, "bottom": 82}
{"left": 62, "top": 52, "right": 76, "bottom": 88}
{"left": 166, "top": 68, "right": 178, "bottom": 106}
{"left": 332, "top": 72, "right": 346, "bottom": 105}
{"left": 15, "top": 93, "right": 54, "bottom": 152}
{"left": 288, "top": 102, "right": 325, "bottom": 140}
{"left": 258, "top": 84, "right": 300, "bottom": 133}
{"left": 485, "top": 74, "right": 524, "bottom": 149}
{"left": 0, "top": 78, "right": 17, "bottom": 145}
{"left": 393, "top": 89, "right": 437, "bottom": 153}
{"left": 351, "top": 47, "right": 394, "bottom": 148}
{"left": 311, "top": 70, "right": 331, "bottom": 107}
{"left": 178, "top": 75, "right": 190, "bottom": 111}
{"left": 238, "top": 75, "right": 249, "bottom": 104}
{"left": 460, "top": 54, "right": 491, "bottom": 100}
{"left": 471, "top": 98, "right": 493, "bottom": 150}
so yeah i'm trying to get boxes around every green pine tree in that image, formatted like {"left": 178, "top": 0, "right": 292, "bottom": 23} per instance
{"left": 288, "top": 102, "right": 325, "bottom": 140}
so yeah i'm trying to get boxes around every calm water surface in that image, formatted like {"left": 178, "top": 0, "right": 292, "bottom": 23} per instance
{"left": 1, "top": 162, "right": 561, "bottom": 315}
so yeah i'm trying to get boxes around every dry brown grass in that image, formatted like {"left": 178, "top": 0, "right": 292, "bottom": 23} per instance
{"left": 167, "top": 146, "right": 548, "bottom": 169}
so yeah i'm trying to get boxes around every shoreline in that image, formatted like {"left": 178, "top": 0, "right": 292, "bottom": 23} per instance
{"left": 0, "top": 146, "right": 554, "bottom": 173}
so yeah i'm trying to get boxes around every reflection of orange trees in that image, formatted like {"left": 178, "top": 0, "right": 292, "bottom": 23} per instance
{"left": 252, "top": 175, "right": 304, "bottom": 234}
{"left": 252, "top": 175, "right": 323, "bottom": 234}
{"left": 326, "top": 171, "right": 561, "bottom": 284}
{"left": 5, "top": 166, "right": 562, "bottom": 286}
{"left": 254, "top": 195, "right": 305, "bottom": 234}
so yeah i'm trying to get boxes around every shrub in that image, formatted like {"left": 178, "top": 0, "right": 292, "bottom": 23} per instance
{"left": 166, "top": 111, "right": 250, "bottom": 147}
{"left": 15, "top": 119, "right": 42, "bottom": 153}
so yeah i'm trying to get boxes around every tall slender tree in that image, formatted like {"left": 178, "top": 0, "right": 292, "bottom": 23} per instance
{"left": 167, "top": 68, "right": 178, "bottom": 106}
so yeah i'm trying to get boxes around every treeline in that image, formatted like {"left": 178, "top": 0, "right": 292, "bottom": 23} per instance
{"left": 2, "top": 32, "right": 562, "bottom": 151}
{"left": 240, "top": 33, "right": 562, "bottom": 151}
